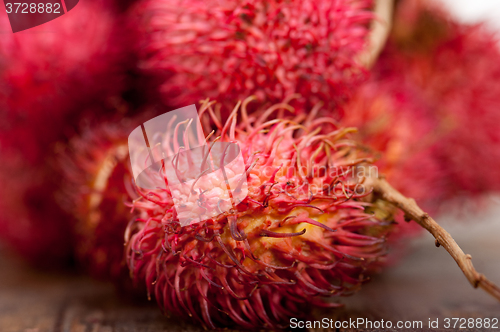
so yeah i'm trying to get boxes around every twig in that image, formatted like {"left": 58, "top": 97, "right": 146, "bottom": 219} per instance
{"left": 366, "top": 176, "right": 500, "bottom": 302}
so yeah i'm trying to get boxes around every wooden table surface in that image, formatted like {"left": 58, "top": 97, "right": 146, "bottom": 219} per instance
{"left": 1, "top": 200, "right": 499, "bottom": 332}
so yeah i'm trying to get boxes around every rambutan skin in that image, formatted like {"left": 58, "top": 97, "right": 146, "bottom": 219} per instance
{"left": 56, "top": 107, "right": 165, "bottom": 282}
{"left": 133, "top": 0, "right": 374, "bottom": 115}
{"left": 125, "top": 99, "right": 394, "bottom": 329}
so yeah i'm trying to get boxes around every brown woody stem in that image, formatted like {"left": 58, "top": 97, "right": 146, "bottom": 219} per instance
{"left": 367, "top": 176, "right": 500, "bottom": 302}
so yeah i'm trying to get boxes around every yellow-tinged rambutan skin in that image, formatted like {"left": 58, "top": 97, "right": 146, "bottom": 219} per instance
{"left": 126, "top": 99, "right": 394, "bottom": 329}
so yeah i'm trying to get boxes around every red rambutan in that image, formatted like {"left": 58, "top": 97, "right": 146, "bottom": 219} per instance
{"left": 402, "top": 21, "right": 500, "bottom": 198}
{"left": 133, "top": 0, "right": 375, "bottom": 115}
{"left": 345, "top": 0, "right": 500, "bottom": 208}
{"left": 125, "top": 98, "right": 394, "bottom": 329}
{"left": 341, "top": 70, "right": 443, "bottom": 250}
{"left": 333, "top": 0, "right": 500, "bottom": 258}
{"left": 0, "top": 0, "right": 136, "bottom": 266}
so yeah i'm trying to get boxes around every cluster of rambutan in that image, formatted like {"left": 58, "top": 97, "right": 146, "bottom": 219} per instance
{"left": 0, "top": 0, "right": 129, "bottom": 162}
{"left": 16, "top": 0, "right": 379, "bottom": 274}
{"left": 1, "top": 0, "right": 500, "bottom": 330}
{"left": 66, "top": 97, "right": 396, "bottom": 329}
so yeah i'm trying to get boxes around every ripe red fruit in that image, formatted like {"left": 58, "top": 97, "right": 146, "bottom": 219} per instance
{"left": 0, "top": 0, "right": 132, "bottom": 164}
{"left": 0, "top": 0, "right": 135, "bottom": 266}
{"left": 133, "top": 0, "right": 374, "bottom": 115}
{"left": 58, "top": 120, "right": 134, "bottom": 279}
{"left": 125, "top": 98, "right": 394, "bottom": 329}
{"left": 345, "top": 0, "right": 500, "bottom": 209}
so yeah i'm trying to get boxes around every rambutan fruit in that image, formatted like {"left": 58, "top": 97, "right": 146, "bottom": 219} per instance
{"left": 0, "top": 156, "right": 74, "bottom": 267}
{"left": 342, "top": 0, "right": 451, "bottom": 212}
{"left": 58, "top": 119, "right": 135, "bottom": 280}
{"left": 133, "top": 0, "right": 375, "bottom": 116}
{"left": 0, "top": 0, "right": 131, "bottom": 164}
{"left": 0, "top": 0, "right": 138, "bottom": 266}
{"left": 403, "top": 22, "right": 500, "bottom": 199}
{"left": 56, "top": 104, "right": 162, "bottom": 279}
{"left": 336, "top": 0, "right": 500, "bottom": 260}
{"left": 56, "top": 106, "right": 166, "bottom": 284}
{"left": 340, "top": 72, "right": 443, "bottom": 253}
{"left": 125, "top": 98, "right": 395, "bottom": 329}
{"left": 345, "top": 0, "right": 500, "bottom": 208}
{"left": 55, "top": 98, "right": 500, "bottom": 328}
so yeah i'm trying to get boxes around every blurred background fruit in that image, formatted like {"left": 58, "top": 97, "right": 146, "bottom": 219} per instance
{"left": 132, "top": 0, "right": 376, "bottom": 118}
{"left": 0, "top": 0, "right": 499, "bottom": 316}
{"left": 0, "top": 0, "right": 140, "bottom": 267}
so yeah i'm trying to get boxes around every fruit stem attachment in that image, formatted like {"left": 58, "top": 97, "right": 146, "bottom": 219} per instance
{"left": 366, "top": 176, "right": 500, "bottom": 302}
